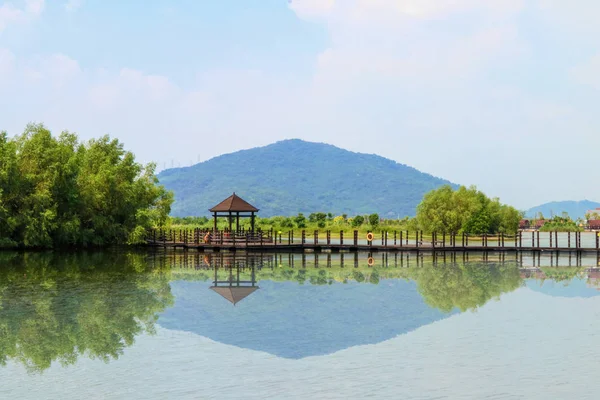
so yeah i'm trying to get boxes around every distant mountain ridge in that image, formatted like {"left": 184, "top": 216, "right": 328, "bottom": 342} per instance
{"left": 158, "top": 139, "right": 457, "bottom": 217}
{"left": 525, "top": 200, "right": 600, "bottom": 220}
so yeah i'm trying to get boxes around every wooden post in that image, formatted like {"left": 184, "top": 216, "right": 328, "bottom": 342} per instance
{"left": 519, "top": 231, "right": 522, "bottom": 249}
{"left": 340, "top": 230, "right": 344, "bottom": 245}
{"left": 327, "top": 230, "right": 331, "bottom": 245}
{"left": 354, "top": 230, "right": 358, "bottom": 246}
{"left": 531, "top": 231, "right": 534, "bottom": 249}
{"left": 399, "top": 231, "right": 403, "bottom": 247}
{"left": 416, "top": 231, "right": 419, "bottom": 248}
{"left": 442, "top": 232, "right": 446, "bottom": 248}
{"left": 596, "top": 232, "right": 599, "bottom": 250}
{"left": 302, "top": 230, "right": 306, "bottom": 245}
{"left": 461, "top": 232, "right": 465, "bottom": 247}
{"left": 314, "top": 230, "right": 318, "bottom": 245}
{"left": 291, "top": 229, "right": 294, "bottom": 244}
{"left": 394, "top": 231, "right": 397, "bottom": 246}
{"left": 466, "top": 233, "right": 469, "bottom": 247}
{"left": 432, "top": 232, "right": 436, "bottom": 249}
{"left": 550, "top": 231, "right": 553, "bottom": 248}
{"left": 568, "top": 232, "right": 571, "bottom": 248}
{"left": 406, "top": 230, "right": 409, "bottom": 245}
{"left": 536, "top": 231, "right": 540, "bottom": 248}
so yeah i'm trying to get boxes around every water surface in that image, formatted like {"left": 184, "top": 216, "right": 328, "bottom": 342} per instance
{"left": 1, "top": 250, "right": 599, "bottom": 399}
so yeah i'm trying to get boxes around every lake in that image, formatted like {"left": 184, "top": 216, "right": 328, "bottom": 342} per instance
{"left": 1, "top": 250, "right": 600, "bottom": 399}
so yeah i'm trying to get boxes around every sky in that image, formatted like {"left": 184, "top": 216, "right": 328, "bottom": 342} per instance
{"left": 0, "top": 0, "right": 599, "bottom": 209}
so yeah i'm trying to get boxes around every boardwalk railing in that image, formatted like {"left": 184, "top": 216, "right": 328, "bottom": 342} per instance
{"left": 145, "top": 229, "right": 600, "bottom": 252}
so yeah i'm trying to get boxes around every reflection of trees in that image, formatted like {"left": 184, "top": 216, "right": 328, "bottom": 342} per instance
{"left": 413, "top": 262, "right": 523, "bottom": 312}
{"left": 182, "top": 255, "right": 523, "bottom": 313}
{"left": 538, "top": 267, "right": 584, "bottom": 283}
{"left": 0, "top": 251, "right": 173, "bottom": 373}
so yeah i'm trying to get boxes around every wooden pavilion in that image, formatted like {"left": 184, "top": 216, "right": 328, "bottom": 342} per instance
{"left": 209, "top": 193, "right": 259, "bottom": 232}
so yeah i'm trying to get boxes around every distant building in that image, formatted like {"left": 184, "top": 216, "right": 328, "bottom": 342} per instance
{"left": 589, "top": 220, "right": 600, "bottom": 230}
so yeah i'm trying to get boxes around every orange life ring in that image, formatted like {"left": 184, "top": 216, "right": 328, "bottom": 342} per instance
{"left": 204, "top": 233, "right": 211, "bottom": 243}
{"left": 367, "top": 257, "right": 375, "bottom": 266}
{"left": 366, "top": 232, "right": 374, "bottom": 241}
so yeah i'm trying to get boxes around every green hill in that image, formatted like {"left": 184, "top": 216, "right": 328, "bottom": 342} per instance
{"left": 526, "top": 200, "right": 600, "bottom": 220}
{"left": 158, "top": 139, "right": 457, "bottom": 217}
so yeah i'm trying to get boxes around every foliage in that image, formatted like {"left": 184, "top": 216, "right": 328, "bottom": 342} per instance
{"left": 0, "top": 124, "right": 172, "bottom": 248}
{"left": 157, "top": 139, "right": 456, "bottom": 217}
{"left": 539, "top": 216, "right": 583, "bottom": 232}
{"left": 368, "top": 213, "right": 380, "bottom": 227}
{"left": 293, "top": 213, "right": 307, "bottom": 228}
{"left": 351, "top": 215, "right": 365, "bottom": 227}
{"left": 416, "top": 185, "right": 522, "bottom": 234}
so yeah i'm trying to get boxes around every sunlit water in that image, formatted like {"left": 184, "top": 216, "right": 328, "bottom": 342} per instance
{"left": 1, "top": 250, "right": 600, "bottom": 399}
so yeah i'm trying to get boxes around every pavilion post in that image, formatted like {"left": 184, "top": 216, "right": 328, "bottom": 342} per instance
{"left": 213, "top": 212, "right": 217, "bottom": 232}
{"left": 236, "top": 212, "right": 240, "bottom": 232}
{"left": 228, "top": 211, "right": 232, "bottom": 231}
{"left": 251, "top": 212, "right": 255, "bottom": 232}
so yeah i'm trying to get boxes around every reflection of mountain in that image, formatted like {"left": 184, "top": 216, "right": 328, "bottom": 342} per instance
{"left": 159, "top": 279, "right": 457, "bottom": 359}
{"left": 160, "top": 260, "right": 523, "bottom": 359}
{"left": 526, "top": 278, "right": 600, "bottom": 298}
{"left": 0, "top": 252, "right": 174, "bottom": 373}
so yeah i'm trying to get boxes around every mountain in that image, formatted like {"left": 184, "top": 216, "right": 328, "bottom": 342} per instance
{"left": 157, "top": 139, "right": 457, "bottom": 217}
{"left": 525, "top": 200, "right": 600, "bottom": 220}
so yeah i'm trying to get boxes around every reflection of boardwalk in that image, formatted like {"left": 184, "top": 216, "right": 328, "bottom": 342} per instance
{"left": 146, "top": 229, "right": 600, "bottom": 253}
{"left": 150, "top": 250, "right": 600, "bottom": 272}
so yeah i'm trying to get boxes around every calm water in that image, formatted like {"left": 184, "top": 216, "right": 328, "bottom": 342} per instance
{"left": 1, "top": 250, "right": 600, "bottom": 399}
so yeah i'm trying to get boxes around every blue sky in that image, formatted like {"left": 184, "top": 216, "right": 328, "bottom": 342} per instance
{"left": 1, "top": 0, "right": 599, "bottom": 209}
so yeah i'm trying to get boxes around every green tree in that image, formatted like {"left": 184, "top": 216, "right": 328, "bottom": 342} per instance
{"left": 0, "top": 124, "right": 173, "bottom": 248}
{"left": 368, "top": 213, "right": 380, "bottom": 227}
{"left": 351, "top": 215, "right": 365, "bottom": 227}
{"left": 294, "top": 213, "right": 307, "bottom": 228}
{"left": 416, "top": 185, "right": 521, "bottom": 234}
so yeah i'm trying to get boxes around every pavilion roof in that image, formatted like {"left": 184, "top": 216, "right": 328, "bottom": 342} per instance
{"left": 209, "top": 193, "right": 259, "bottom": 213}
{"left": 209, "top": 286, "right": 259, "bottom": 305}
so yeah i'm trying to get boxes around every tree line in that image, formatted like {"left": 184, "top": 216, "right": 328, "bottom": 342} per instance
{"left": 171, "top": 185, "right": 522, "bottom": 235}
{"left": 0, "top": 124, "right": 172, "bottom": 248}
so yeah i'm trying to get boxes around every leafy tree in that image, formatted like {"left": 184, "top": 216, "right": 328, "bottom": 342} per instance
{"left": 416, "top": 185, "right": 521, "bottom": 234}
{"left": 368, "top": 213, "right": 380, "bottom": 227}
{"left": 351, "top": 215, "right": 365, "bottom": 227}
{"left": 308, "top": 212, "right": 327, "bottom": 224}
{"left": 0, "top": 124, "right": 173, "bottom": 248}
{"left": 294, "top": 213, "right": 307, "bottom": 228}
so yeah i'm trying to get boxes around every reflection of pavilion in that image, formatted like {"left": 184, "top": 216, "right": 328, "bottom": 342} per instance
{"left": 210, "top": 263, "right": 259, "bottom": 305}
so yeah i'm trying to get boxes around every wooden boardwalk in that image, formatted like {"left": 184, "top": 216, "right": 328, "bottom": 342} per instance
{"left": 145, "top": 229, "right": 600, "bottom": 253}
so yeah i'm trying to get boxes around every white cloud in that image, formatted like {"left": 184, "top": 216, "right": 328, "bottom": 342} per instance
{"left": 537, "top": 0, "right": 600, "bottom": 35}
{"left": 25, "top": 0, "right": 43, "bottom": 15}
{"left": 0, "top": 47, "right": 15, "bottom": 80}
{"left": 571, "top": 54, "right": 600, "bottom": 90}
{"left": 64, "top": 0, "right": 81, "bottom": 12}
{"left": 0, "top": 0, "right": 44, "bottom": 32}
{"left": 288, "top": 0, "right": 335, "bottom": 20}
